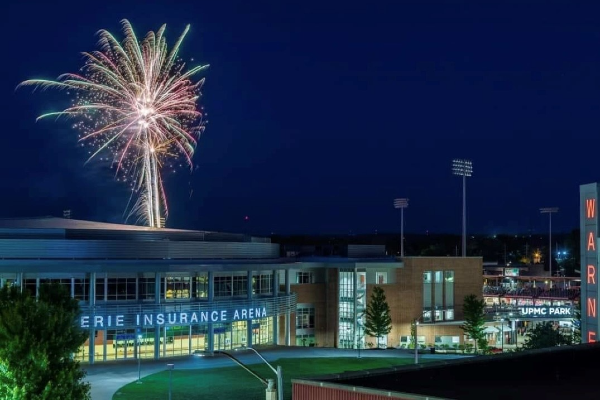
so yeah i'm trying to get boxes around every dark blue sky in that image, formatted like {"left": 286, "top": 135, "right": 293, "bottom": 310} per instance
{"left": 2, "top": 0, "right": 599, "bottom": 235}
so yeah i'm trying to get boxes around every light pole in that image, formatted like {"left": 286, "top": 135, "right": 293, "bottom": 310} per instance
{"left": 500, "top": 319, "right": 505, "bottom": 352}
{"left": 137, "top": 330, "right": 142, "bottom": 384}
{"left": 356, "top": 323, "right": 362, "bottom": 359}
{"left": 540, "top": 207, "right": 558, "bottom": 286}
{"left": 166, "top": 363, "right": 174, "bottom": 400}
{"left": 246, "top": 347, "right": 284, "bottom": 400}
{"left": 215, "top": 350, "right": 279, "bottom": 400}
{"left": 452, "top": 159, "right": 473, "bottom": 257}
{"left": 393, "top": 198, "right": 409, "bottom": 257}
{"left": 414, "top": 320, "right": 419, "bottom": 364}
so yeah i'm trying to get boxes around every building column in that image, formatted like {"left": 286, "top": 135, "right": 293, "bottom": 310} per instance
{"left": 353, "top": 266, "right": 358, "bottom": 349}
{"left": 272, "top": 270, "right": 279, "bottom": 345}
{"left": 247, "top": 270, "right": 253, "bottom": 348}
{"left": 154, "top": 272, "right": 161, "bottom": 360}
{"left": 16, "top": 273, "right": 23, "bottom": 292}
{"left": 272, "top": 270, "right": 279, "bottom": 297}
{"left": 284, "top": 269, "right": 291, "bottom": 346}
{"left": 208, "top": 271, "right": 214, "bottom": 352}
{"left": 89, "top": 272, "right": 96, "bottom": 364}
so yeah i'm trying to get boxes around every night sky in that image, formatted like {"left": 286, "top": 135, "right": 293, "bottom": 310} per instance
{"left": 3, "top": 1, "right": 600, "bottom": 235}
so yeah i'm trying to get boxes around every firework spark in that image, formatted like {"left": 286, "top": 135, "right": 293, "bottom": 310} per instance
{"left": 19, "top": 19, "right": 208, "bottom": 228}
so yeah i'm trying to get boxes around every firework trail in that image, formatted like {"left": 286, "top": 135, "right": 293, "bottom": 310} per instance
{"left": 19, "top": 19, "right": 208, "bottom": 228}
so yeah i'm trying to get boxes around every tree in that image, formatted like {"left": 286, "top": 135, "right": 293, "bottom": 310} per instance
{"left": 0, "top": 284, "right": 91, "bottom": 399}
{"left": 364, "top": 286, "right": 392, "bottom": 348}
{"left": 460, "top": 294, "right": 487, "bottom": 354}
{"left": 522, "top": 322, "right": 571, "bottom": 350}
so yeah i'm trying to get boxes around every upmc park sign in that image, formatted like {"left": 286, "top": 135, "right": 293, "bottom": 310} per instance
{"left": 581, "top": 183, "right": 600, "bottom": 343}
{"left": 519, "top": 306, "right": 573, "bottom": 317}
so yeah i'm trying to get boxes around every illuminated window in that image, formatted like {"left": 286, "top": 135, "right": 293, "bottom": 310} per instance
{"left": 445, "top": 271, "right": 455, "bottom": 320}
{"left": 296, "top": 307, "right": 315, "bottom": 329}
{"left": 165, "top": 276, "right": 191, "bottom": 299}
{"left": 253, "top": 274, "right": 273, "bottom": 295}
{"left": 376, "top": 272, "right": 388, "bottom": 284}
{"left": 296, "top": 272, "right": 313, "bottom": 284}
{"left": 195, "top": 273, "right": 208, "bottom": 298}
{"left": 423, "top": 271, "right": 432, "bottom": 322}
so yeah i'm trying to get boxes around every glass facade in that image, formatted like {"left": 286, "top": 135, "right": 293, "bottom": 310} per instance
{"left": 423, "top": 270, "right": 455, "bottom": 322}
{"left": 338, "top": 269, "right": 366, "bottom": 349}
{"left": 423, "top": 271, "right": 432, "bottom": 322}
{"left": 13, "top": 269, "right": 294, "bottom": 364}
{"left": 445, "top": 271, "right": 455, "bottom": 320}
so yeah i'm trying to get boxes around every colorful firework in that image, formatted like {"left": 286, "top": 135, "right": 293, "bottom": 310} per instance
{"left": 19, "top": 19, "right": 208, "bottom": 228}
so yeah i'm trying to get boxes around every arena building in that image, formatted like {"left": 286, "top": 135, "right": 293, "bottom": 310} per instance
{"left": 0, "top": 217, "right": 483, "bottom": 363}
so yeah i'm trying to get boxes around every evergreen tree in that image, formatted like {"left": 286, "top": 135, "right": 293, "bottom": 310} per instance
{"left": 460, "top": 294, "right": 487, "bottom": 354}
{"left": 523, "top": 322, "right": 571, "bottom": 350}
{"left": 364, "top": 286, "right": 392, "bottom": 348}
{"left": 0, "top": 284, "right": 91, "bottom": 399}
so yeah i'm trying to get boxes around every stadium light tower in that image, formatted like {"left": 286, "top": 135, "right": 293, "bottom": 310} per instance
{"left": 540, "top": 207, "right": 559, "bottom": 284}
{"left": 452, "top": 159, "right": 473, "bottom": 257}
{"left": 394, "top": 198, "right": 409, "bottom": 257}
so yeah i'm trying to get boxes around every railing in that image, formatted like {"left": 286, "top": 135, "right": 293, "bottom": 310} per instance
{"left": 483, "top": 286, "right": 580, "bottom": 300}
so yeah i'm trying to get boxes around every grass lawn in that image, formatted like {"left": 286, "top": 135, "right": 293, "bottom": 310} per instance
{"left": 113, "top": 357, "right": 431, "bottom": 400}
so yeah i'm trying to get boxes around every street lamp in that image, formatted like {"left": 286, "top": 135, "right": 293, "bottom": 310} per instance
{"left": 540, "top": 207, "right": 559, "bottom": 285}
{"left": 166, "top": 363, "right": 174, "bottom": 400}
{"left": 246, "top": 347, "right": 284, "bottom": 400}
{"left": 500, "top": 319, "right": 505, "bottom": 352}
{"left": 215, "top": 348, "right": 283, "bottom": 400}
{"left": 393, "top": 198, "right": 409, "bottom": 257}
{"left": 452, "top": 159, "right": 473, "bottom": 257}
{"left": 414, "top": 320, "right": 419, "bottom": 365}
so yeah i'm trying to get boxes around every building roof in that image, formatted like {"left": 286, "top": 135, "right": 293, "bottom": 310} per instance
{"left": 0, "top": 217, "right": 268, "bottom": 243}
{"left": 0, "top": 217, "right": 196, "bottom": 232}
{"left": 294, "top": 344, "right": 600, "bottom": 400}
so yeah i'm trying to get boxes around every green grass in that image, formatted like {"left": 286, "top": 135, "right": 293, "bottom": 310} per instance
{"left": 113, "top": 357, "right": 430, "bottom": 400}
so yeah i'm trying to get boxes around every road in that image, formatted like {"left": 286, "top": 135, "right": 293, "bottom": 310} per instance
{"left": 84, "top": 346, "right": 468, "bottom": 399}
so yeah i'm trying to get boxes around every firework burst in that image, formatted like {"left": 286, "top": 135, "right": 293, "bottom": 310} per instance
{"left": 19, "top": 19, "right": 208, "bottom": 227}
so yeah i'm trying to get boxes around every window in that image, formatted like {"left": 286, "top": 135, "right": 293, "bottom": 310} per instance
{"left": 96, "top": 277, "right": 105, "bottom": 301}
{"left": 296, "top": 272, "right": 313, "bottom": 284}
{"left": 107, "top": 278, "right": 136, "bottom": 301}
{"left": 434, "top": 271, "right": 443, "bottom": 321}
{"left": 233, "top": 275, "right": 248, "bottom": 297}
{"left": 139, "top": 277, "right": 155, "bottom": 300}
{"left": 435, "top": 336, "right": 460, "bottom": 347}
{"left": 253, "top": 274, "right": 272, "bottom": 295}
{"left": 165, "top": 276, "right": 191, "bottom": 299}
{"left": 445, "top": 271, "right": 455, "bottom": 320}
{"left": 74, "top": 278, "right": 88, "bottom": 301}
{"left": 340, "top": 271, "right": 354, "bottom": 299}
{"left": 376, "top": 272, "right": 388, "bottom": 284}
{"left": 339, "top": 302, "right": 354, "bottom": 321}
{"left": 195, "top": 273, "right": 208, "bottom": 298}
{"left": 296, "top": 334, "right": 315, "bottom": 347}
{"left": 215, "top": 276, "right": 232, "bottom": 297}
{"left": 296, "top": 307, "right": 315, "bottom": 329}
{"left": 422, "top": 271, "right": 432, "bottom": 322}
